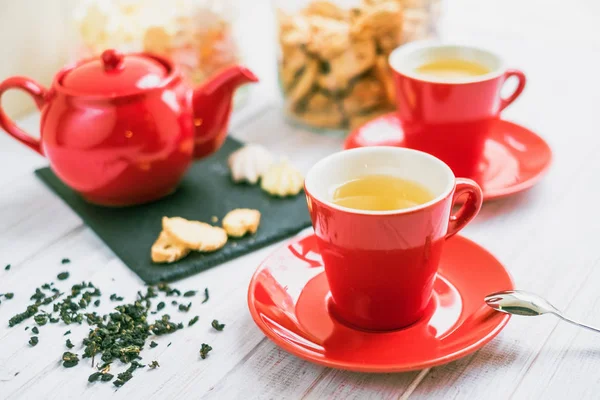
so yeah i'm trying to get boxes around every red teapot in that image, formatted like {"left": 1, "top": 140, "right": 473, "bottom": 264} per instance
{"left": 0, "top": 49, "right": 257, "bottom": 206}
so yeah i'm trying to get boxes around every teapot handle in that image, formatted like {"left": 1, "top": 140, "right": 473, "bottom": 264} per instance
{"left": 0, "top": 77, "right": 47, "bottom": 155}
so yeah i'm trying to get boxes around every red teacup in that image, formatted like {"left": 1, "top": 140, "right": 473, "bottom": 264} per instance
{"left": 304, "top": 147, "right": 483, "bottom": 331}
{"left": 389, "top": 42, "right": 526, "bottom": 181}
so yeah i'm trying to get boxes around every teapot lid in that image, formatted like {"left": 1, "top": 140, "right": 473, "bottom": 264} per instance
{"left": 60, "top": 49, "right": 169, "bottom": 96}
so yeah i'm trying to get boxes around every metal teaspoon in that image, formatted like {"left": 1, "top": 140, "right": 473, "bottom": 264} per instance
{"left": 484, "top": 290, "right": 600, "bottom": 334}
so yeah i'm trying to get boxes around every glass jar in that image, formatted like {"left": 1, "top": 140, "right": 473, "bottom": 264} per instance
{"left": 70, "top": 0, "right": 248, "bottom": 107}
{"left": 273, "top": 0, "right": 442, "bottom": 134}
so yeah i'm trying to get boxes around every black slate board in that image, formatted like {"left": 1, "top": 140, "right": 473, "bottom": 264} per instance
{"left": 35, "top": 137, "right": 312, "bottom": 284}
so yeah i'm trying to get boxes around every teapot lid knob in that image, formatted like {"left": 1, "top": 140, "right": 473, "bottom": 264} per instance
{"left": 61, "top": 49, "right": 168, "bottom": 95}
{"left": 101, "top": 49, "right": 124, "bottom": 72}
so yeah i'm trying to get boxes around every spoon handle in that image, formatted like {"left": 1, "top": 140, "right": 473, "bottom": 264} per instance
{"left": 554, "top": 313, "right": 600, "bottom": 334}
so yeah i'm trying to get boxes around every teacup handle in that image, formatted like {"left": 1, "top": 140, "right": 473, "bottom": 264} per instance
{"left": 500, "top": 69, "right": 527, "bottom": 111}
{"left": 446, "top": 178, "right": 483, "bottom": 239}
{"left": 0, "top": 77, "right": 47, "bottom": 155}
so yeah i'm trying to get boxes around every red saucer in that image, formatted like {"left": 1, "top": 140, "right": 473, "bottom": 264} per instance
{"left": 248, "top": 233, "right": 514, "bottom": 373}
{"left": 344, "top": 113, "right": 552, "bottom": 201}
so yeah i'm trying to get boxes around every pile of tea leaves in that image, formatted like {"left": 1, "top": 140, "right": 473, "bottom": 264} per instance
{"left": 5, "top": 268, "right": 223, "bottom": 388}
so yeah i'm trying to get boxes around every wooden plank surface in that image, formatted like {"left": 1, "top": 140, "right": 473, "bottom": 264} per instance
{"left": 1, "top": 0, "right": 600, "bottom": 399}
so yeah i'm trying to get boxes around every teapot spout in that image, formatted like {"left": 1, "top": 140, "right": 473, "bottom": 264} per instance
{"left": 192, "top": 65, "right": 258, "bottom": 158}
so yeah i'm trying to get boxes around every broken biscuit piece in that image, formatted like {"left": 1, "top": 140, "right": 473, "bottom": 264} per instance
{"left": 151, "top": 231, "right": 191, "bottom": 264}
{"left": 162, "top": 217, "right": 228, "bottom": 252}
{"left": 222, "top": 209, "right": 261, "bottom": 238}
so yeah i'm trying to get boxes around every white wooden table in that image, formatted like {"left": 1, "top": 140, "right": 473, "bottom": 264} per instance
{"left": 2, "top": 0, "right": 600, "bottom": 398}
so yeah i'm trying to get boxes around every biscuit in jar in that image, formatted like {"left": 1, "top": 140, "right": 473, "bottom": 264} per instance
{"left": 302, "top": 1, "right": 348, "bottom": 20}
{"left": 319, "top": 40, "right": 376, "bottom": 93}
{"left": 297, "top": 91, "right": 346, "bottom": 128}
{"left": 279, "top": 46, "right": 309, "bottom": 91}
{"left": 279, "top": 14, "right": 312, "bottom": 50}
{"left": 287, "top": 58, "right": 319, "bottom": 108}
{"left": 294, "top": 108, "right": 345, "bottom": 129}
{"left": 351, "top": 1, "right": 403, "bottom": 41}
{"left": 374, "top": 55, "right": 397, "bottom": 105}
{"left": 306, "top": 16, "right": 351, "bottom": 60}
{"left": 342, "top": 78, "right": 387, "bottom": 115}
